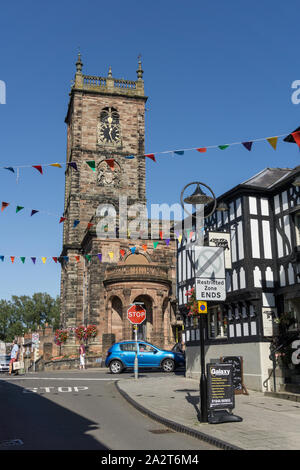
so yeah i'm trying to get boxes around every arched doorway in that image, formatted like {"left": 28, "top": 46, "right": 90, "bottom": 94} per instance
{"left": 132, "top": 295, "right": 153, "bottom": 342}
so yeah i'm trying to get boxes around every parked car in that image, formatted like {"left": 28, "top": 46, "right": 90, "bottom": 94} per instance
{"left": 105, "top": 341, "right": 185, "bottom": 374}
{"left": 0, "top": 355, "right": 10, "bottom": 373}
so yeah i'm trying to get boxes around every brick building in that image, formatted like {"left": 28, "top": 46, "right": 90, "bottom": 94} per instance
{"left": 60, "top": 55, "right": 179, "bottom": 355}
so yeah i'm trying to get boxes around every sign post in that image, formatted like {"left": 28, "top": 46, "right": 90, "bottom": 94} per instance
{"left": 127, "top": 304, "right": 146, "bottom": 380}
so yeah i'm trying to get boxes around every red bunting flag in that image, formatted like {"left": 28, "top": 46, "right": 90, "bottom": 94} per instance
{"left": 10, "top": 256, "right": 15, "bottom": 264}
{"left": 106, "top": 159, "right": 115, "bottom": 171}
{"left": 52, "top": 257, "right": 58, "bottom": 263}
{"left": 159, "top": 231, "right": 163, "bottom": 240}
{"left": 145, "top": 154, "right": 156, "bottom": 162}
{"left": 87, "top": 223, "right": 94, "bottom": 229}
{"left": 32, "top": 165, "right": 43, "bottom": 174}
{"left": 196, "top": 148, "right": 207, "bottom": 153}
{"left": 59, "top": 217, "right": 67, "bottom": 224}
{"left": 75, "top": 256, "right": 80, "bottom": 262}
{"left": 292, "top": 132, "right": 300, "bottom": 148}
{"left": 120, "top": 249, "right": 126, "bottom": 257}
{"left": 1, "top": 202, "right": 9, "bottom": 212}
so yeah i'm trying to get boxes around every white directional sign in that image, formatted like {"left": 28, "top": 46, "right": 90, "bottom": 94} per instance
{"left": 195, "top": 246, "right": 226, "bottom": 301}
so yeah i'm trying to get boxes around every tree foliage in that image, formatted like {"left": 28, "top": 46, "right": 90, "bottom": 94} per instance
{"left": 0, "top": 293, "right": 60, "bottom": 342}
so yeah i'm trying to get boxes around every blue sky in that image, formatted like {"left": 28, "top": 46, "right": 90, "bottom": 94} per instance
{"left": 0, "top": 0, "right": 300, "bottom": 300}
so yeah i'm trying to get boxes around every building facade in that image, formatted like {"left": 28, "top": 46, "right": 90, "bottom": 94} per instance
{"left": 178, "top": 166, "right": 300, "bottom": 391}
{"left": 60, "top": 56, "right": 178, "bottom": 355}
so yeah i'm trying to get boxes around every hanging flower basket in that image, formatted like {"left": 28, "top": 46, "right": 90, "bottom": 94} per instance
{"left": 75, "top": 325, "right": 98, "bottom": 342}
{"left": 185, "top": 288, "right": 199, "bottom": 316}
{"left": 54, "top": 329, "right": 70, "bottom": 346}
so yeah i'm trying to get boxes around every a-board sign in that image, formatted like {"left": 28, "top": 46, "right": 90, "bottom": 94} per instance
{"left": 220, "top": 356, "right": 248, "bottom": 395}
{"left": 207, "top": 363, "right": 235, "bottom": 410}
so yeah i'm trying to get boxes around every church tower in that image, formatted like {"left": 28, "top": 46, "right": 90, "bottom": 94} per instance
{"left": 60, "top": 55, "right": 178, "bottom": 355}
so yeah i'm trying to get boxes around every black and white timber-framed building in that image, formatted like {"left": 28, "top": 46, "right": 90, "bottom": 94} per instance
{"left": 177, "top": 165, "right": 300, "bottom": 391}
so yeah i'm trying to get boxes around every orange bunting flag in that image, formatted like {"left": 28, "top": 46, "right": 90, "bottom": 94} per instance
{"left": 10, "top": 256, "right": 15, "bottom": 264}
{"left": 106, "top": 159, "right": 115, "bottom": 171}
{"left": 142, "top": 244, "right": 147, "bottom": 251}
{"left": 145, "top": 154, "right": 156, "bottom": 162}
{"left": 196, "top": 148, "right": 207, "bottom": 153}
{"left": 292, "top": 132, "right": 300, "bottom": 148}
{"left": 267, "top": 137, "right": 278, "bottom": 150}
{"left": 33, "top": 165, "right": 43, "bottom": 174}
{"left": 1, "top": 202, "right": 9, "bottom": 212}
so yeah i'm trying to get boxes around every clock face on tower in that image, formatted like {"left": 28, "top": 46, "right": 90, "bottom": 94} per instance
{"left": 97, "top": 107, "right": 121, "bottom": 146}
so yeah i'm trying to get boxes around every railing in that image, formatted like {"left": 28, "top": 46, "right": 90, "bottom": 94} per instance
{"left": 104, "top": 264, "right": 170, "bottom": 283}
{"left": 114, "top": 79, "right": 136, "bottom": 90}
{"left": 83, "top": 75, "right": 106, "bottom": 88}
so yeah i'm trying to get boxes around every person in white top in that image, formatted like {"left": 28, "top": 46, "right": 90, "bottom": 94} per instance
{"left": 9, "top": 340, "right": 19, "bottom": 375}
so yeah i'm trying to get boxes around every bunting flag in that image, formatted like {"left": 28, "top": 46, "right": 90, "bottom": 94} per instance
{"left": 165, "top": 239, "right": 170, "bottom": 246}
{"left": 31, "top": 210, "right": 39, "bottom": 216}
{"left": 68, "top": 162, "right": 78, "bottom": 171}
{"left": 73, "top": 220, "right": 80, "bottom": 228}
{"left": 292, "top": 132, "right": 300, "bottom": 147}
{"left": 242, "top": 141, "right": 253, "bottom": 151}
{"left": 87, "top": 223, "right": 94, "bottom": 229}
{"left": 159, "top": 231, "right": 163, "bottom": 240}
{"left": 178, "top": 235, "right": 182, "bottom": 244}
{"left": 125, "top": 155, "right": 134, "bottom": 159}
{"left": 86, "top": 161, "right": 96, "bottom": 172}
{"left": 97, "top": 253, "right": 102, "bottom": 262}
{"left": 63, "top": 256, "right": 69, "bottom": 263}
{"left": 267, "top": 137, "right": 278, "bottom": 150}
{"left": 52, "top": 257, "right": 58, "bottom": 263}
{"left": 142, "top": 244, "right": 147, "bottom": 251}
{"left": 10, "top": 256, "right": 15, "bottom": 264}
{"left": 0, "top": 256, "right": 4, "bottom": 262}
{"left": 75, "top": 256, "right": 80, "bottom": 263}
{"left": 197, "top": 148, "right": 207, "bottom": 153}
{"left": 41, "top": 257, "right": 47, "bottom": 264}
{"left": 16, "top": 206, "right": 24, "bottom": 213}
{"left": 4, "top": 167, "right": 15, "bottom": 173}
{"left": 153, "top": 241, "right": 159, "bottom": 249}
{"left": 106, "top": 159, "right": 115, "bottom": 171}
{"left": 50, "top": 163, "right": 62, "bottom": 168}
{"left": 130, "top": 247, "right": 136, "bottom": 254}
{"left": 32, "top": 165, "right": 43, "bottom": 175}
{"left": 145, "top": 154, "right": 156, "bottom": 162}
{"left": 174, "top": 150, "right": 184, "bottom": 155}
{"left": 120, "top": 249, "right": 126, "bottom": 257}
{"left": 218, "top": 145, "right": 229, "bottom": 150}
{"left": 85, "top": 254, "right": 92, "bottom": 262}
{"left": 31, "top": 257, "right": 36, "bottom": 264}
{"left": 20, "top": 257, "right": 25, "bottom": 264}
{"left": 1, "top": 202, "right": 9, "bottom": 212}
{"left": 108, "top": 252, "right": 114, "bottom": 259}
{"left": 59, "top": 217, "right": 66, "bottom": 224}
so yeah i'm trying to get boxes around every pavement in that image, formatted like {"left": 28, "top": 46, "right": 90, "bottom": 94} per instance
{"left": 116, "top": 374, "right": 300, "bottom": 450}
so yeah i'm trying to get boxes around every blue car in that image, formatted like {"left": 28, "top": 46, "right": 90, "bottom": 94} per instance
{"left": 105, "top": 341, "right": 185, "bottom": 374}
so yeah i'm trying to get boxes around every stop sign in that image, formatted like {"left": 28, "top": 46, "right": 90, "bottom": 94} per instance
{"left": 127, "top": 304, "right": 146, "bottom": 324}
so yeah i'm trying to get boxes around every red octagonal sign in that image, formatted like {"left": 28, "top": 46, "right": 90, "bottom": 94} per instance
{"left": 127, "top": 304, "right": 146, "bottom": 324}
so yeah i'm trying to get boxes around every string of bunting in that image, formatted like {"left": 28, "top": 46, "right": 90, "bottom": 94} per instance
{"left": 1, "top": 130, "right": 300, "bottom": 179}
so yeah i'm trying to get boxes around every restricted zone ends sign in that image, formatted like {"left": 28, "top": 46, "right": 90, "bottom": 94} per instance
{"left": 127, "top": 304, "right": 146, "bottom": 324}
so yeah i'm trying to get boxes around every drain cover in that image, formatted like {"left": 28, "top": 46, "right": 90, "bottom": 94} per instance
{"left": 0, "top": 439, "right": 23, "bottom": 448}
{"left": 149, "top": 429, "right": 174, "bottom": 434}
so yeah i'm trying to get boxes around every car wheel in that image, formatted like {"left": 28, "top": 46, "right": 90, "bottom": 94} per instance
{"left": 109, "top": 360, "right": 123, "bottom": 374}
{"left": 161, "top": 358, "right": 175, "bottom": 373}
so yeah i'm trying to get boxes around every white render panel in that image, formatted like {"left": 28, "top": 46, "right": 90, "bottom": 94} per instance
{"left": 283, "top": 215, "right": 292, "bottom": 252}
{"left": 288, "top": 263, "right": 295, "bottom": 285}
{"left": 182, "top": 251, "right": 186, "bottom": 282}
{"left": 249, "top": 196, "right": 257, "bottom": 215}
{"left": 262, "top": 292, "right": 275, "bottom": 307}
{"left": 178, "top": 251, "right": 182, "bottom": 282}
{"left": 279, "top": 265, "right": 286, "bottom": 287}
{"left": 237, "top": 221, "right": 244, "bottom": 259}
{"left": 265, "top": 267, "right": 274, "bottom": 288}
{"left": 262, "top": 220, "right": 272, "bottom": 258}
{"left": 232, "top": 269, "right": 238, "bottom": 291}
{"left": 229, "top": 202, "right": 235, "bottom": 221}
{"left": 250, "top": 219, "right": 260, "bottom": 258}
{"left": 236, "top": 198, "right": 242, "bottom": 217}
{"left": 274, "top": 194, "right": 280, "bottom": 214}
{"left": 276, "top": 228, "right": 284, "bottom": 258}
{"left": 240, "top": 267, "right": 246, "bottom": 289}
{"left": 261, "top": 198, "right": 269, "bottom": 216}
{"left": 254, "top": 266, "right": 262, "bottom": 288}
{"left": 231, "top": 228, "right": 237, "bottom": 263}
{"left": 282, "top": 191, "right": 288, "bottom": 211}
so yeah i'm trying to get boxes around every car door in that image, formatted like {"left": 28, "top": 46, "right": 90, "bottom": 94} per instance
{"left": 119, "top": 342, "right": 137, "bottom": 367}
{"left": 138, "top": 343, "right": 159, "bottom": 368}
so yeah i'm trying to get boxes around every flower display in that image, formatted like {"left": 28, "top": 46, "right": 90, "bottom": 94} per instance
{"left": 54, "top": 329, "right": 69, "bottom": 346}
{"left": 185, "top": 288, "right": 199, "bottom": 316}
{"left": 75, "top": 324, "right": 98, "bottom": 341}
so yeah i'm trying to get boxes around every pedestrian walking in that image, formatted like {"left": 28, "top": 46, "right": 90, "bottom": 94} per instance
{"left": 79, "top": 343, "right": 86, "bottom": 370}
{"left": 9, "top": 340, "right": 19, "bottom": 375}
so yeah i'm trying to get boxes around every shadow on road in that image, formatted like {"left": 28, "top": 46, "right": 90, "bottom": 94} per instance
{"left": 0, "top": 379, "right": 108, "bottom": 450}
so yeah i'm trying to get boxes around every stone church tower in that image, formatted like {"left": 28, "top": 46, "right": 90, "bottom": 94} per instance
{"left": 60, "top": 55, "right": 180, "bottom": 355}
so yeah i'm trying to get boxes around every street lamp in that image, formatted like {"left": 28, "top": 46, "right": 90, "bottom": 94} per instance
{"left": 180, "top": 181, "right": 218, "bottom": 423}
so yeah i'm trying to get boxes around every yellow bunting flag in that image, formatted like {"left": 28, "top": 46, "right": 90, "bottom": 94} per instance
{"left": 41, "top": 257, "right": 47, "bottom": 264}
{"left": 267, "top": 137, "right": 278, "bottom": 150}
{"left": 108, "top": 252, "right": 114, "bottom": 259}
{"left": 50, "top": 163, "right": 62, "bottom": 168}
{"left": 178, "top": 235, "right": 182, "bottom": 244}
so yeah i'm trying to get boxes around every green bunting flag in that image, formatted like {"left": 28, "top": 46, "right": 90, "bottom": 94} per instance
{"left": 218, "top": 145, "right": 229, "bottom": 150}
{"left": 20, "top": 257, "right": 25, "bottom": 264}
{"left": 86, "top": 161, "right": 96, "bottom": 172}
{"left": 153, "top": 241, "right": 159, "bottom": 249}
{"left": 85, "top": 254, "right": 92, "bottom": 262}
{"left": 16, "top": 206, "right": 24, "bottom": 213}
